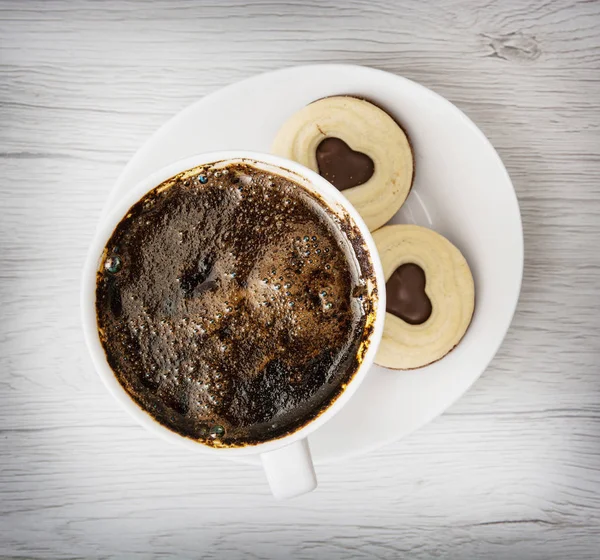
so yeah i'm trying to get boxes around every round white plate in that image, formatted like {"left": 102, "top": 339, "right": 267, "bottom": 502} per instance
{"left": 107, "top": 65, "right": 523, "bottom": 465}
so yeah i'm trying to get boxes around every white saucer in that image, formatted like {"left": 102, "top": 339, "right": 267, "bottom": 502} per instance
{"left": 107, "top": 65, "right": 523, "bottom": 465}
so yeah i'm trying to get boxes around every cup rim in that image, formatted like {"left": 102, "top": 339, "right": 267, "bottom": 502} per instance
{"left": 81, "top": 150, "right": 386, "bottom": 456}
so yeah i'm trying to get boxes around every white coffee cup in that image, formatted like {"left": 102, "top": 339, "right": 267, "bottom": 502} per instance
{"left": 81, "top": 151, "right": 386, "bottom": 499}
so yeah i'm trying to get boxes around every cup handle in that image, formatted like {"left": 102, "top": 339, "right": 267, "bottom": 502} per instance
{"left": 260, "top": 438, "right": 317, "bottom": 499}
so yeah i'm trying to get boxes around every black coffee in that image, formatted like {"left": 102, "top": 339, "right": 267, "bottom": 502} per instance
{"left": 96, "top": 161, "right": 375, "bottom": 447}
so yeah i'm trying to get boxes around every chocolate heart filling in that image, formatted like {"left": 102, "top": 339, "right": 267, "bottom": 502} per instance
{"left": 316, "top": 137, "right": 374, "bottom": 191}
{"left": 386, "top": 263, "right": 432, "bottom": 325}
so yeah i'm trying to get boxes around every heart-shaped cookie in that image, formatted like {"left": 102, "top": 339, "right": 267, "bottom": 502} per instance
{"left": 271, "top": 96, "right": 414, "bottom": 231}
{"left": 373, "top": 225, "right": 475, "bottom": 370}
{"left": 316, "top": 137, "right": 374, "bottom": 191}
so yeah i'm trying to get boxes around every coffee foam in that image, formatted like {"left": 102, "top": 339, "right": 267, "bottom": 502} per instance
{"left": 96, "top": 162, "right": 372, "bottom": 446}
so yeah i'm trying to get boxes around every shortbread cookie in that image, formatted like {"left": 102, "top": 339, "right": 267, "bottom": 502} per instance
{"left": 272, "top": 96, "right": 413, "bottom": 231}
{"left": 373, "top": 225, "right": 475, "bottom": 369}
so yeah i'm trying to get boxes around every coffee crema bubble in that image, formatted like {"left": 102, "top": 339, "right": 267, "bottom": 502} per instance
{"left": 96, "top": 161, "right": 376, "bottom": 447}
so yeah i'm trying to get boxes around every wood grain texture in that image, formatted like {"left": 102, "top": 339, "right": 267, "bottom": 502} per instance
{"left": 1, "top": 0, "right": 600, "bottom": 558}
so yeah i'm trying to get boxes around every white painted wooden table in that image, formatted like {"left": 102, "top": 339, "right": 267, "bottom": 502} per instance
{"left": 1, "top": 1, "right": 599, "bottom": 558}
